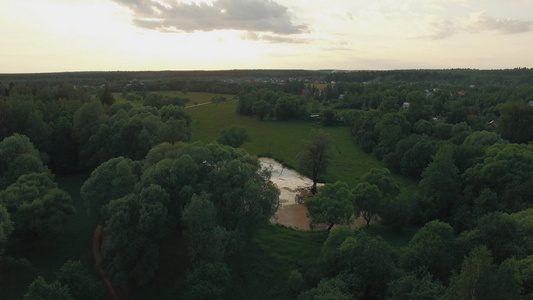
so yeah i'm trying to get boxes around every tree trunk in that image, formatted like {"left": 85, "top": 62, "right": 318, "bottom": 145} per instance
{"left": 311, "top": 180, "right": 317, "bottom": 195}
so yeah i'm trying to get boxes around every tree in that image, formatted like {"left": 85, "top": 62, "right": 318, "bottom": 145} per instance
{"left": 413, "top": 119, "right": 434, "bottom": 135}
{"left": 182, "top": 193, "right": 230, "bottom": 263}
{"left": 463, "top": 143, "right": 533, "bottom": 211}
{"left": 24, "top": 277, "right": 73, "bottom": 300}
{"left": 216, "top": 125, "right": 251, "bottom": 148}
{"left": 56, "top": 260, "right": 104, "bottom": 300}
{"left": 100, "top": 192, "right": 164, "bottom": 287}
{"left": 333, "top": 234, "right": 397, "bottom": 299}
{"left": 404, "top": 91, "right": 433, "bottom": 125}
{"left": 297, "top": 277, "right": 352, "bottom": 300}
{"left": 499, "top": 101, "right": 533, "bottom": 143}
{"left": 48, "top": 117, "right": 79, "bottom": 175}
{"left": 394, "top": 134, "right": 437, "bottom": 178}
{"left": 81, "top": 157, "right": 140, "bottom": 222}
{"left": 100, "top": 87, "right": 115, "bottom": 106}
{"left": 72, "top": 100, "right": 108, "bottom": 169}
{"left": 377, "top": 96, "right": 400, "bottom": 113}
{"left": 211, "top": 95, "right": 226, "bottom": 106}
{"left": 399, "top": 220, "right": 456, "bottom": 281}
{"left": 462, "top": 212, "right": 521, "bottom": 264}
{"left": 463, "top": 130, "right": 507, "bottom": 148}
{"left": 85, "top": 142, "right": 279, "bottom": 289}
{"left": 298, "top": 130, "right": 334, "bottom": 194}
{"left": 321, "top": 109, "right": 337, "bottom": 126}
{"left": 352, "top": 182, "right": 382, "bottom": 226}
{"left": 305, "top": 182, "right": 353, "bottom": 231}
{"left": 321, "top": 225, "right": 353, "bottom": 260}
{"left": 275, "top": 96, "right": 301, "bottom": 120}
{"left": 444, "top": 246, "right": 521, "bottom": 300}
{"left": 387, "top": 273, "right": 445, "bottom": 300}
{"left": 373, "top": 113, "right": 411, "bottom": 159}
{"left": 252, "top": 100, "right": 271, "bottom": 120}
{"left": 0, "top": 204, "right": 13, "bottom": 260}
{"left": 183, "top": 262, "right": 231, "bottom": 300}
{"left": 380, "top": 197, "right": 411, "bottom": 233}
{"left": 0, "top": 134, "right": 49, "bottom": 189}
{"left": 0, "top": 172, "right": 75, "bottom": 239}
{"left": 342, "top": 110, "right": 380, "bottom": 153}
{"left": 207, "top": 154, "right": 280, "bottom": 239}
{"left": 418, "top": 143, "right": 461, "bottom": 223}
{"left": 159, "top": 104, "right": 192, "bottom": 140}
{"left": 361, "top": 168, "right": 400, "bottom": 199}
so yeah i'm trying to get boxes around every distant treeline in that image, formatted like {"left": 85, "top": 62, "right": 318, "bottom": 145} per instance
{"left": 2, "top": 68, "right": 532, "bottom": 87}
{"left": 0, "top": 69, "right": 329, "bottom": 87}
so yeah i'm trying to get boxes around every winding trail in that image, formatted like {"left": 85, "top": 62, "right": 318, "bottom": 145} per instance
{"left": 92, "top": 225, "right": 119, "bottom": 300}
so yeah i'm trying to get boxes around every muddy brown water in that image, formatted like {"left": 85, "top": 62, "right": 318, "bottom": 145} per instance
{"left": 260, "top": 158, "right": 378, "bottom": 231}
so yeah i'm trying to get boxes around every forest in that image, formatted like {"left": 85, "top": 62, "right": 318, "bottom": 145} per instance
{"left": 0, "top": 68, "right": 533, "bottom": 299}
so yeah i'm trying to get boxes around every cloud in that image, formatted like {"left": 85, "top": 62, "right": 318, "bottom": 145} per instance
{"left": 417, "top": 10, "right": 533, "bottom": 39}
{"left": 420, "top": 16, "right": 458, "bottom": 39}
{"left": 111, "top": 0, "right": 307, "bottom": 34}
{"left": 239, "top": 31, "right": 307, "bottom": 44}
{"left": 463, "top": 11, "right": 533, "bottom": 34}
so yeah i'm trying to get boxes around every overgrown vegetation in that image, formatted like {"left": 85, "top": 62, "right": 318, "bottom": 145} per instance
{"left": 1, "top": 69, "right": 533, "bottom": 299}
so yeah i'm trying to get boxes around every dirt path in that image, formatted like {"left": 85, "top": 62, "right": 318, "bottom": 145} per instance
{"left": 92, "top": 225, "right": 120, "bottom": 300}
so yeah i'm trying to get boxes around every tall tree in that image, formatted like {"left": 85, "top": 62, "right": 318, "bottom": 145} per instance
{"left": 0, "top": 172, "right": 75, "bottom": 239}
{"left": 499, "top": 101, "right": 533, "bottom": 143}
{"left": 298, "top": 129, "right": 334, "bottom": 194}
{"left": 0, "top": 204, "right": 12, "bottom": 260}
{"left": 182, "top": 193, "right": 230, "bottom": 262}
{"left": 463, "top": 143, "right": 533, "bottom": 211}
{"left": 444, "top": 246, "right": 521, "bottom": 300}
{"left": 0, "top": 134, "right": 49, "bottom": 189}
{"left": 418, "top": 143, "right": 461, "bottom": 223}
{"left": 361, "top": 168, "right": 400, "bottom": 199}
{"left": 305, "top": 182, "right": 353, "bottom": 231}
{"left": 252, "top": 100, "right": 271, "bottom": 121}
{"left": 216, "top": 125, "right": 251, "bottom": 148}
{"left": 81, "top": 157, "right": 140, "bottom": 222}
{"left": 352, "top": 182, "right": 382, "bottom": 226}
{"left": 100, "top": 87, "right": 115, "bottom": 106}
{"left": 24, "top": 277, "right": 73, "bottom": 300}
{"left": 399, "top": 220, "right": 456, "bottom": 281}
{"left": 56, "top": 260, "right": 104, "bottom": 300}
{"left": 100, "top": 193, "right": 162, "bottom": 287}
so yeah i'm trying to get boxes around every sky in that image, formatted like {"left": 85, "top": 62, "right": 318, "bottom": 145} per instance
{"left": 1, "top": 0, "right": 533, "bottom": 73}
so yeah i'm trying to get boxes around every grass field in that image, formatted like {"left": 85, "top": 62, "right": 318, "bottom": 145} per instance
{"left": 187, "top": 98, "right": 418, "bottom": 199}
{"left": 228, "top": 225, "right": 328, "bottom": 299}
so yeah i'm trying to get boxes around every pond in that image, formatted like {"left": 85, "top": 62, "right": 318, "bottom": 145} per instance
{"left": 259, "top": 157, "right": 313, "bottom": 230}
{"left": 259, "top": 157, "right": 378, "bottom": 231}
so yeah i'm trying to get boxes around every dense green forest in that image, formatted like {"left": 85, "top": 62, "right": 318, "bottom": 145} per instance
{"left": 1, "top": 69, "right": 533, "bottom": 299}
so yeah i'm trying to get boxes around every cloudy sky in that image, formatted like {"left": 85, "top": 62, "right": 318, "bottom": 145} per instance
{"left": 2, "top": 0, "right": 533, "bottom": 73}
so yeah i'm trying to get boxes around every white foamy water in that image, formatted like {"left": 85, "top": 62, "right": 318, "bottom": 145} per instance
{"left": 259, "top": 157, "right": 314, "bottom": 206}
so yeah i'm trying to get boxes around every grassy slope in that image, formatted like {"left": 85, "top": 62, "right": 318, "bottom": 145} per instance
{"left": 0, "top": 174, "right": 106, "bottom": 300}
{"left": 228, "top": 225, "right": 328, "bottom": 300}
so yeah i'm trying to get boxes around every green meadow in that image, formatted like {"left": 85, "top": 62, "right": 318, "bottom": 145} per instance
{"left": 187, "top": 98, "right": 418, "bottom": 199}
